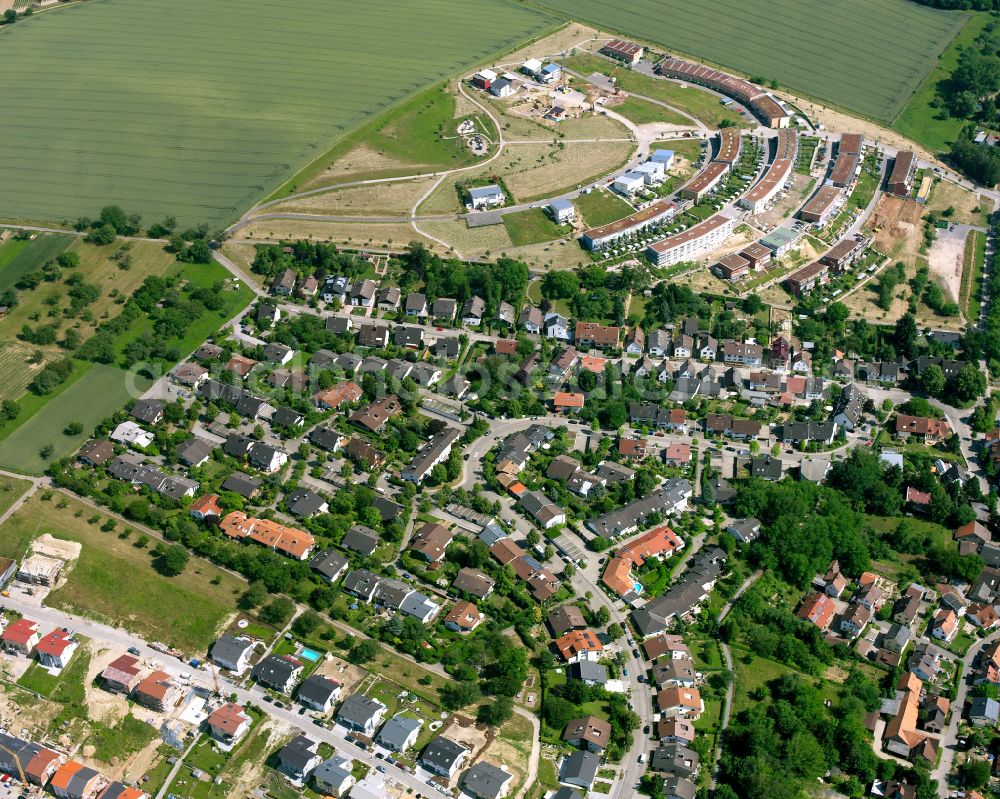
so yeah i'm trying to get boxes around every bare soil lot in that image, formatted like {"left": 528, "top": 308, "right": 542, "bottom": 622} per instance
{"left": 239, "top": 220, "right": 438, "bottom": 251}
{"left": 928, "top": 230, "right": 964, "bottom": 304}
{"left": 270, "top": 177, "right": 439, "bottom": 218}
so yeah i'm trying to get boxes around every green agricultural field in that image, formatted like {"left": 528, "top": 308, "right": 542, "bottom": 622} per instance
{"left": 504, "top": 208, "right": 568, "bottom": 246}
{"left": 0, "top": 0, "right": 558, "bottom": 227}
{"left": 0, "top": 236, "right": 31, "bottom": 272}
{"left": 0, "top": 233, "right": 75, "bottom": 294}
{"left": 0, "top": 362, "right": 152, "bottom": 474}
{"left": 0, "top": 341, "right": 48, "bottom": 403}
{"left": 3, "top": 492, "right": 244, "bottom": 653}
{"left": 542, "top": 0, "right": 967, "bottom": 122}
{"left": 574, "top": 189, "right": 633, "bottom": 227}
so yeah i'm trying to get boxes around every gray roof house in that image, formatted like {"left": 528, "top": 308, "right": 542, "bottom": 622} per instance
{"left": 376, "top": 715, "right": 423, "bottom": 752}
{"left": 341, "top": 526, "right": 380, "bottom": 557}
{"left": 883, "top": 623, "right": 913, "bottom": 654}
{"left": 296, "top": 674, "right": 342, "bottom": 713}
{"left": 312, "top": 755, "right": 355, "bottom": 797}
{"left": 432, "top": 297, "right": 458, "bottom": 320}
{"left": 221, "top": 471, "right": 262, "bottom": 498}
{"left": 276, "top": 735, "right": 321, "bottom": 782}
{"left": 252, "top": 655, "right": 303, "bottom": 694}
{"left": 725, "top": 518, "right": 760, "bottom": 544}
{"left": 420, "top": 736, "right": 470, "bottom": 778}
{"left": 568, "top": 661, "right": 608, "bottom": 686}
{"left": 177, "top": 437, "right": 215, "bottom": 467}
{"left": 286, "top": 489, "right": 329, "bottom": 518}
{"left": 663, "top": 775, "right": 698, "bottom": 799}
{"left": 399, "top": 591, "right": 441, "bottom": 623}
{"left": 461, "top": 296, "right": 486, "bottom": 326}
{"left": 210, "top": 635, "right": 256, "bottom": 675}
{"left": 462, "top": 762, "right": 514, "bottom": 799}
{"left": 336, "top": 694, "right": 387, "bottom": 736}
{"left": 969, "top": 696, "right": 1000, "bottom": 726}
{"left": 650, "top": 743, "right": 700, "bottom": 779}
{"left": 558, "top": 751, "right": 599, "bottom": 790}
{"left": 309, "top": 550, "right": 349, "bottom": 583}
{"left": 405, "top": 292, "right": 428, "bottom": 317}
{"left": 342, "top": 569, "right": 384, "bottom": 602}
{"left": 131, "top": 399, "right": 165, "bottom": 425}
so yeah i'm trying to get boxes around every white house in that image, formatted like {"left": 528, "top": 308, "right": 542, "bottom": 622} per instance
{"left": 210, "top": 635, "right": 256, "bottom": 675}
{"left": 539, "top": 63, "right": 562, "bottom": 84}
{"left": 489, "top": 78, "right": 515, "bottom": 98}
{"left": 633, "top": 161, "right": 665, "bottom": 185}
{"left": 548, "top": 199, "right": 575, "bottom": 224}
{"left": 469, "top": 185, "right": 504, "bottom": 210}
{"left": 111, "top": 421, "right": 154, "bottom": 449}
{"left": 376, "top": 715, "right": 423, "bottom": 753}
{"left": 544, "top": 313, "right": 572, "bottom": 341}
{"left": 613, "top": 172, "right": 645, "bottom": 196}
{"left": 651, "top": 149, "right": 675, "bottom": 168}
{"left": 312, "top": 756, "right": 354, "bottom": 798}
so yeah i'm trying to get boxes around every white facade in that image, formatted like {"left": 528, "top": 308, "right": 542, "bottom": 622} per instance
{"left": 633, "top": 161, "right": 665, "bottom": 185}
{"left": 613, "top": 172, "right": 645, "bottom": 196}
{"left": 646, "top": 213, "right": 738, "bottom": 267}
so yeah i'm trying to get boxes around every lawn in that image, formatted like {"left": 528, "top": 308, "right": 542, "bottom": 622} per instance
{"left": 17, "top": 660, "right": 64, "bottom": 697}
{"left": 573, "top": 189, "right": 633, "bottom": 228}
{"left": 562, "top": 53, "right": 746, "bottom": 129}
{"left": 2, "top": 492, "right": 244, "bottom": 653}
{"left": 278, "top": 86, "right": 497, "bottom": 194}
{"left": 0, "top": 362, "right": 153, "bottom": 474}
{"left": 961, "top": 230, "right": 986, "bottom": 324}
{"left": 18, "top": 645, "right": 90, "bottom": 731}
{"left": 0, "top": 233, "right": 75, "bottom": 294}
{"left": 611, "top": 97, "right": 689, "bottom": 126}
{"left": 546, "top": 0, "right": 968, "bottom": 122}
{"left": 0, "top": 474, "right": 32, "bottom": 519}
{"left": 503, "top": 208, "right": 568, "bottom": 246}
{"left": 731, "top": 646, "right": 838, "bottom": 716}
{"left": 84, "top": 714, "right": 159, "bottom": 762}
{"left": 893, "top": 12, "right": 991, "bottom": 152}
{"left": 0, "top": 0, "right": 558, "bottom": 226}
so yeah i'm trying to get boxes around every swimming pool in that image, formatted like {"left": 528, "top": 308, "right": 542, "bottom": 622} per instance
{"left": 299, "top": 647, "right": 321, "bottom": 662}
{"left": 633, "top": 582, "right": 644, "bottom": 594}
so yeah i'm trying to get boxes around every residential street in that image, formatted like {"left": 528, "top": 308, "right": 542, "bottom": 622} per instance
{"left": 933, "top": 629, "right": 1000, "bottom": 796}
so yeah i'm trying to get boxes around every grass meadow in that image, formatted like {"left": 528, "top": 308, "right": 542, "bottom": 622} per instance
{"left": 0, "top": 233, "right": 75, "bottom": 294}
{"left": 0, "top": 362, "right": 153, "bottom": 474}
{"left": 573, "top": 189, "right": 634, "bottom": 227}
{"left": 543, "top": 0, "right": 967, "bottom": 122}
{"left": 503, "top": 208, "right": 569, "bottom": 246}
{"left": 0, "top": 0, "right": 558, "bottom": 226}
{"left": 1, "top": 492, "right": 243, "bottom": 653}
{"left": 892, "top": 12, "right": 991, "bottom": 152}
